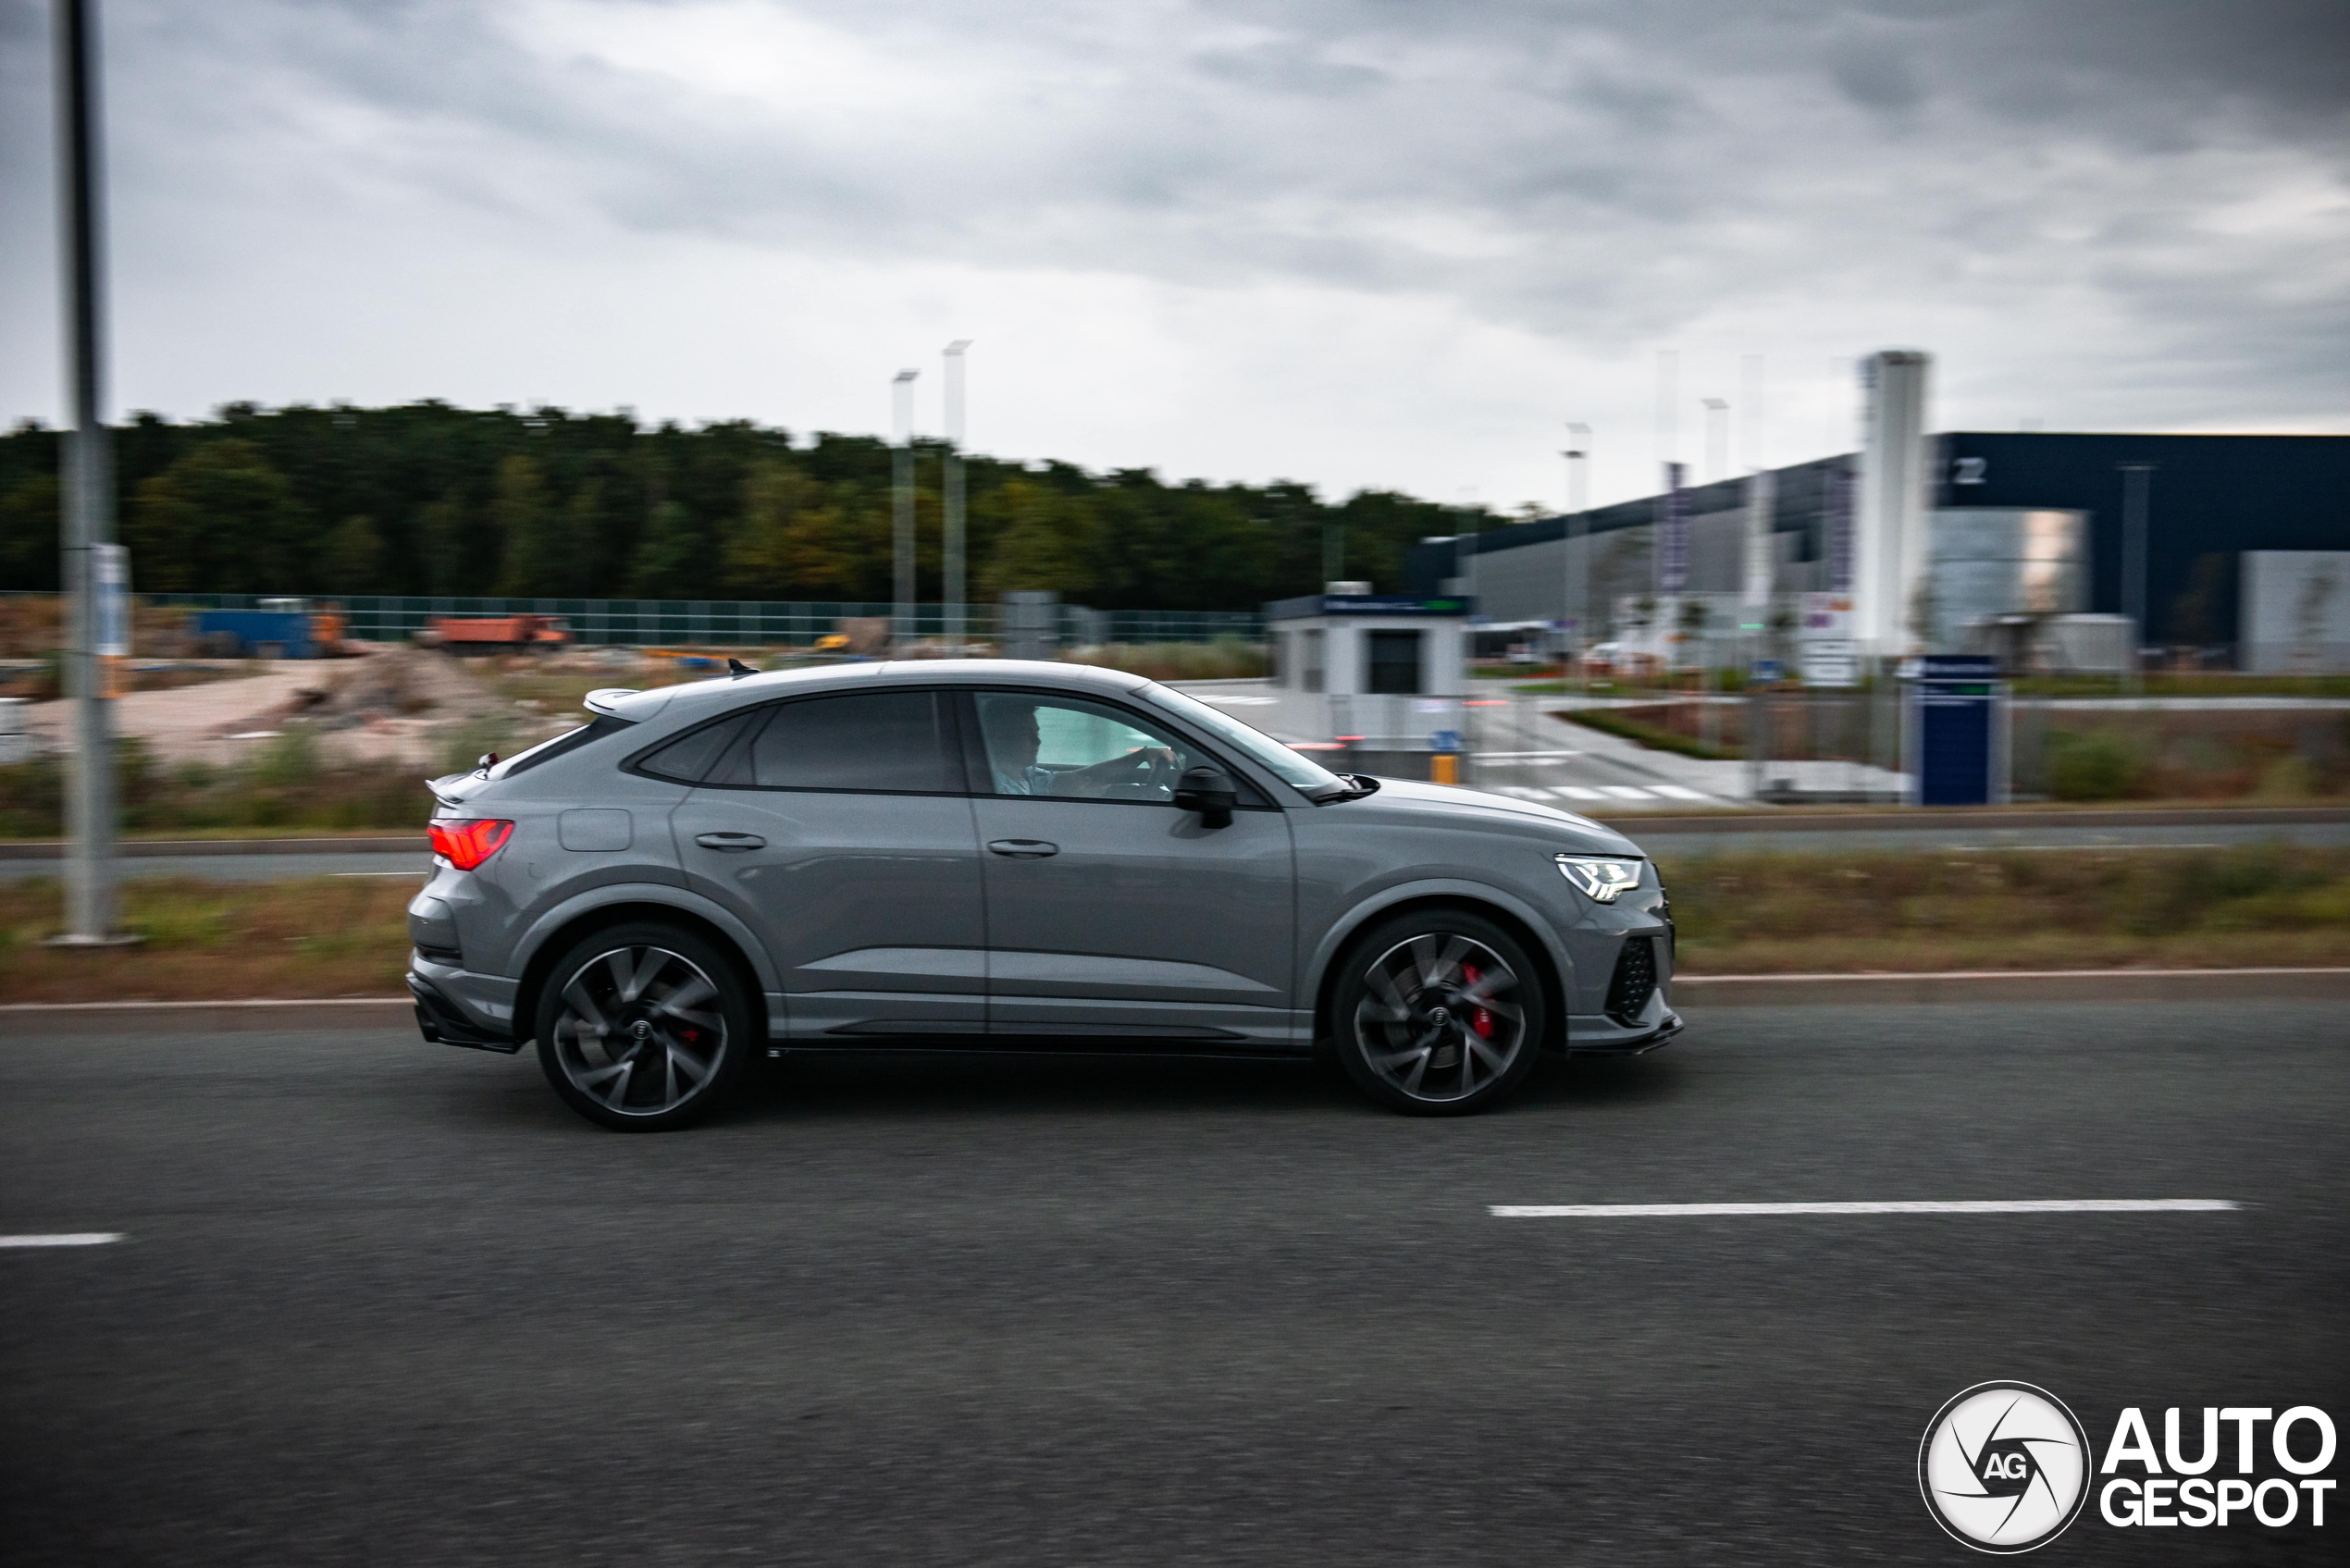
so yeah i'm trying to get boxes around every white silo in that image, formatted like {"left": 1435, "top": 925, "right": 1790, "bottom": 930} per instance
{"left": 1853, "top": 351, "right": 1933, "bottom": 657}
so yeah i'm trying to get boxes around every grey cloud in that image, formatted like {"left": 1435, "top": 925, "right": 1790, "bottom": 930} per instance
{"left": 1, "top": 0, "right": 2342, "bottom": 438}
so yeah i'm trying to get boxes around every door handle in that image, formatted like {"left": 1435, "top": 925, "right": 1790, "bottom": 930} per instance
{"left": 695, "top": 832, "right": 766, "bottom": 851}
{"left": 987, "top": 838, "right": 1059, "bottom": 858}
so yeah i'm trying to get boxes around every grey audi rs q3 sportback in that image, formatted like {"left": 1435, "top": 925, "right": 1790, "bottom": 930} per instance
{"left": 408, "top": 660, "right": 1678, "bottom": 1129}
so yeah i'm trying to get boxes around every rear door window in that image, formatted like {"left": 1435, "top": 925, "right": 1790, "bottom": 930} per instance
{"left": 740, "top": 690, "right": 957, "bottom": 795}
{"left": 634, "top": 710, "right": 760, "bottom": 784}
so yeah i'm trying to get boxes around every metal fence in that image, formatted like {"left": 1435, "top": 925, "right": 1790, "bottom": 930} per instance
{"left": 131, "top": 595, "right": 1264, "bottom": 648}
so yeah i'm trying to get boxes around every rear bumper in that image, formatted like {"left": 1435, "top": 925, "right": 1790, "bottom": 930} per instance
{"left": 407, "top": 969, "right": 522, "bottom": 1055}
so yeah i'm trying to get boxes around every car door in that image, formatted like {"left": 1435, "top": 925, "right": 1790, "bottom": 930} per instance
{"left": 963, "top": 687, "right": 1296, "bottom": 1048}
{"left": 665, "top": 686, "right": 987, "bottom": 1039}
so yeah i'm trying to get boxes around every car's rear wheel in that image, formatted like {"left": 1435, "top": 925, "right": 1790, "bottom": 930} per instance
{"left": 535, "top": 922, "right": 752, "bottom": 1131}
{"left": 1331, "top": 910, "right": 1545, "bottom": 1116}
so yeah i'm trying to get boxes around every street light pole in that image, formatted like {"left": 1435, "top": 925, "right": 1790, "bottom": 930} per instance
{"left": 891, "top": 369, "right": 918, "bottom": 649}
{"left": 1564, "top": 422, "right": 1590, "bottom": 687}
{"left": 942, "top": 341, "right": 971, "bottom": 650}
{"left": 53, "top": 0, "right": 123, "bottom": 947}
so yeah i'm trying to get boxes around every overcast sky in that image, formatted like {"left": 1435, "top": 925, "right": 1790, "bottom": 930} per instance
{"left": 3, "top": 0, "right": 2344, "bottom": 510}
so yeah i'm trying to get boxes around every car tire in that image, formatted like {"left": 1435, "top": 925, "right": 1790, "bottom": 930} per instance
{"left": 1330, "top": 910, "right": 1546, "bottom": 1117}
{"left": 535, "top": 921, "right": 754, "bottom": 1131}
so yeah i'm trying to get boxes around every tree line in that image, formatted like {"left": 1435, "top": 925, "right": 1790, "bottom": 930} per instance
{"left": 0, "top": 401, "right": 1489, "bottom": 610}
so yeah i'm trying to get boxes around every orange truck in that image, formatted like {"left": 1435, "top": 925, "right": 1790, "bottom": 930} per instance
{"left": 424, "top": 613, "right": 572, "bottom": 654}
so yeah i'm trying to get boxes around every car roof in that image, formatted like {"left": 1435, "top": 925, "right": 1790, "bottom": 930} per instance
{"left": 585, "top": 658, "right": 1151, "bottom": 723}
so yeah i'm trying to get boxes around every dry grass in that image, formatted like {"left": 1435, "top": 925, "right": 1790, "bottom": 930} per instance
{"left": 5, "top": 847, "right": 2347, "bottom": 1004}
{"left": 0, "top": 876, "right": 415, "bottom": 1001}
{"left": 1659, "top": 846, "right": 2350, "bottom": 974}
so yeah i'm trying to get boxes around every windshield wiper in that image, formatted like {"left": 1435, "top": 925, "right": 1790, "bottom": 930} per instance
{"left": 1311, "top": 773, "right": 1380, "bottom": 804}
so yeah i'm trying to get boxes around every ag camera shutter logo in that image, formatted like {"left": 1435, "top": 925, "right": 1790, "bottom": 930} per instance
{"left": 1918, "top": 1382, "right": 2091, "bottom": 1552}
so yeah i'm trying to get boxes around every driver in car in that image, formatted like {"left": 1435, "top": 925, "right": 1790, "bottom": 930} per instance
{"left": 979, "top": 700, "right": 1177, "bottom": 798}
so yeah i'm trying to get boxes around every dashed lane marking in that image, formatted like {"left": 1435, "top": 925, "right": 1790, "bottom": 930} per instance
{"left": 1490, "top": 1200, "right": 2239, "bottom": 1218}
{"left": 0, "top": 1233, "right": 125, "bottom": 1247}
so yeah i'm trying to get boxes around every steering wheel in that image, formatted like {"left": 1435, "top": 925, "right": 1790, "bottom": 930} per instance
{"left": 1091, "top": 748, "right": 1179, "bottom": 799}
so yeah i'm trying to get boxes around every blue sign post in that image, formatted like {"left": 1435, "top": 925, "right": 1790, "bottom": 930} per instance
{"left": 1907, "top": 655, "right": 2005, "bottom": 807}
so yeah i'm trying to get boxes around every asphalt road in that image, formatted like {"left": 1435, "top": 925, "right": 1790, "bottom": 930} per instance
{"left": 4, "top": 1003, "right": 2342, "bottom": 1565}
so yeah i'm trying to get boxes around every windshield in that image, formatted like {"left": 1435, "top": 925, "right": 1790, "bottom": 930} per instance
{"left": 1137, "top": 683, "right": 1347, "bottom": 796}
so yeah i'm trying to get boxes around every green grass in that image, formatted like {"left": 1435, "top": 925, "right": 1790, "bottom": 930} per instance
{"left": 1553, "top": 707, "right": 1738, "bottom": 761}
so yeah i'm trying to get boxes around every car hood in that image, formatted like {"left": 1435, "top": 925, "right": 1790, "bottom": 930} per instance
{"left": 1347, "top": 776, "right": 1646, "bottom": 856}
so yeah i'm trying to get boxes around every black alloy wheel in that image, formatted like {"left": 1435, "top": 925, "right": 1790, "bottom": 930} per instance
{"left": 535, "top": 921, "right": 754, "bottom": 1130}
{"left": 1331, "top": 910, "right": 1546, "bottom": 1116}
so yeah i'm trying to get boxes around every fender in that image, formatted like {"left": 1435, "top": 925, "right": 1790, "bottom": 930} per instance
{"left": 1303, "top": 874, "right": 1577, "bottom": 1024}
{"left": 508, "top": 881, "right": 785, "bottom": 995}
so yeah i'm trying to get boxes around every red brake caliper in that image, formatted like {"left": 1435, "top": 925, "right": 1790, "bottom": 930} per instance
{"left": 1461, "top": 963, "right": 1495, "bottom": 1039}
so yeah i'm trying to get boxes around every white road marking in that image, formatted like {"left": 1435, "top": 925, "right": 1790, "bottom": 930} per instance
{"left": 1552, "top": 786, "right": 1605, "bottom": 800}
{"left": 0, "top": 1232, "right": 125, "bottom": 1247}
{"left": 1490, "top": 1200, "right": 2238, "bottom": 1217}
{"left": 1600, "top": 785, "right": 1652, "bottom": 799}
{"left": 1497, "top": 787, "right": 1553, "bottom": 800}
{"left": 1649, "top": 784, "right": 1708, "bottom": 800}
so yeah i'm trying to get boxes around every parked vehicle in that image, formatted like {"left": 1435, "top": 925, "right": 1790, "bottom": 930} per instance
{"left": 423, "top": 613, "right": 571, "bottom": 654}
{"left": 192, "top": 606, "right": 316, "bottom": 659}
{"left": 407, "top": 660, "right": 1676, "bottom": 1129}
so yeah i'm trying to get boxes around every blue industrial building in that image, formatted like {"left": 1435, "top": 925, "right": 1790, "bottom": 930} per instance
{"left": 1407, "top": 433, "right": 2350, "bottom": 657}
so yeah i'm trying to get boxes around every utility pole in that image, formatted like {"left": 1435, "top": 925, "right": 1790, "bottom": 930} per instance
{"left": 942, "top": 341, "right": 971, "bottom": 651}
{"left": 891, "top": 369, "right": 918, "bottom": 649}
{"left": 52, "top": 0, "right": 126, "bottom": 947}
{"left": 2119, "top": 463, "right": 2156, "bottom": 693}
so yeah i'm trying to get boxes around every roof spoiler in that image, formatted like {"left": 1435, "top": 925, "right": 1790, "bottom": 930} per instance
{"left": 584, "top": 687, "right": 640, "bottom": 718}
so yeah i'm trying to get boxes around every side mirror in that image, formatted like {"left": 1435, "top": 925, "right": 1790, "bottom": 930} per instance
{"left": 1172, "top": 765, "right": 1236, "bottom": 829}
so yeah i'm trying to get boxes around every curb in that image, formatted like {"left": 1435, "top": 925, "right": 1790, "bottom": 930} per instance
{"left": 1593, "top": 806, "right": 2350, "bottom": 833}
{"left": 0, "top": 998, "right": 417, "bottom": 1033}
{"left": 0, "top": 836, "right": 425, "bottom": 860}
{"left": 6, "top": 969, "right": 2347, "bottom": 1031}
{"left": 1670, "top": 967, "right": 2350, "bottom": 1006}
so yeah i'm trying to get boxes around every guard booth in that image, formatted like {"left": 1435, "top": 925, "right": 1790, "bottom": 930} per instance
{"left": 1262, "top": 589, "right": 1470, "bottom": 777}
{"left": 1906, "top": 654, "right": 2008, "bottom": 807}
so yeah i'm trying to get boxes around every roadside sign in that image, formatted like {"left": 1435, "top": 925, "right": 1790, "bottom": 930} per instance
{"left": 1750, "top": 658, "right": 1784, "bottom": 684}
{"left": 93, "top": 543, "right": 130, "bottom": 659}
{"left": 1800, "top": 639, "right": 1858, "bottom": 688}
{"left": 1430, "top": 728, "right": 1462, "bottom": 753}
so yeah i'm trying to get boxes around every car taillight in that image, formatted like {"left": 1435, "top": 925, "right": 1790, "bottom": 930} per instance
{"left": 428, "top": 818, "right": 513, "bottom": 871}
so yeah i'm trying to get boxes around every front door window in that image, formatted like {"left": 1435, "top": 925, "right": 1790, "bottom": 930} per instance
{"left": 972, "top": 693, "right": 1198, "bottom": 802}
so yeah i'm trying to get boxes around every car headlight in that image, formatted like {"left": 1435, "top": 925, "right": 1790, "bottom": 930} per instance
{"left": 1554, "top": 854, "right": 1642, "bottom": 903}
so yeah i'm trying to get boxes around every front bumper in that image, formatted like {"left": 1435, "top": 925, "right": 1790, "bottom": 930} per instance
{"left": 1565, "top": 1006, "right": 1684, "bottom": 1056}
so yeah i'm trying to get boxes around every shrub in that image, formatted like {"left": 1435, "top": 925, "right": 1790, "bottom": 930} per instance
{"left": 2047, "top": 729, "right": 2146, "bottom": 801}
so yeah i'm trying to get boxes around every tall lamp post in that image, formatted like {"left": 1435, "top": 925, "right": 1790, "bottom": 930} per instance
{"left": 942, "top": 341, "right": 971, "bottom": 650}
{"left": 891, "top": 369, "right": 918, "bottom": 648}
{"left": 1563, "top": 423, "right": 1590, "bottom": 685}
{"left": 52, "top": 0, "right": 127, "bottom": 947}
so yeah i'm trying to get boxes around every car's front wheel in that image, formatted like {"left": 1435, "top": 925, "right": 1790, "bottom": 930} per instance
{"left": 535, "top": 922, "right": 753, "bottom": 1130}
{"left": 1331, "top": 911, "right": 1545, "bottom": 1116}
